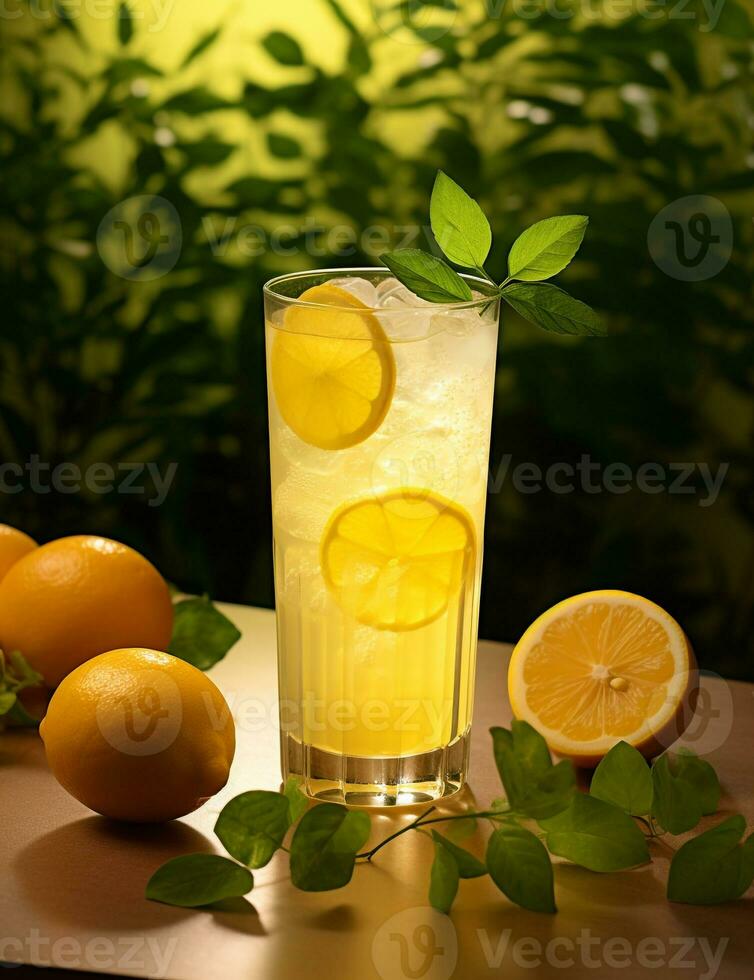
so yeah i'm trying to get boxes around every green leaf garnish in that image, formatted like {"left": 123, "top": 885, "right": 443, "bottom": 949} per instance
{"left": 169, "top": 596, "right": 241, "bottom": 671}
{"left": 289, "top": 804, "right": 370, "bottom": 891}
{"left": 490, "top": 721, "right": 576, "bottom": 819}
{"left": 215, "top": 791, "right": 291, "bottom": 868}
{"left": 590, "top": 741, "right": 653, "bottom": 816}
{"left": 541, "top": 793, "right": 650, "bottom": 872}
{"left": 668, "top": 815, "right": 754, "bottom": 905}
{"left": 486, "top": 823, "right": 556, "bottom": 913}
{"left": 431, "top": 830, "right": 486, "bottom": 878}
{"left": 283, "top": 776, "right": 309, "bottom": 824}
{"left": 428, "top": 838, "right": 460, "bottom": 914}
{"left": 502, "top": 282, "right": 606, "bottom": 336}
{"left": 430, "top": 170, "right": 492, "bottom": 270}
{"left": 380, "top": 249, "right": 472, "bottom": 304}
{"left": 507, "top": 215, "right": 588, "bottom": 282}
{"left": 651, "top": 753, "right": 704, "bottom": 835}
{"left": 146, "top": 854, "right": 253, "bottom": 908}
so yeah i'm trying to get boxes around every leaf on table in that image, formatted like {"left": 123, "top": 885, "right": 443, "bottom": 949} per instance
{"left": 290, "top": 803, "right": 370, "bottom": 891}
{"left": 431, "top": 830, "right": 486, "bottom": 878}
{"left": 668, "top": 749, "right": 721, "bottom": 816}
{"left": 668, "top": 815, "right": 754, "bottom": 905}
{"left": 541, "top": 793, "right": 650, "bottom": 872}
{"left": 146, "top": 854, "right": 253, "bottom": 908}
{"left": 651, "top": 754, "right": 704, "bottom": 835}
{"left": 429, "top": 839, "right": 460, "bottom": 914}
{"left": 169, "top": 596, "right": 241, "bottom": 671}
{"left": 490, "top": 721, "right": 576, "bottom": 819}
{"left": 486, "top": 823, "right": 556, "bottom": 913}
{"left": 283, "top": 776, "right": 309, "bottom": 824}
{"left": 215, "top": 791, "right": 291, "bottom": 868}
{"left": 590, "top": 741, "right": 654, "bottom": 816}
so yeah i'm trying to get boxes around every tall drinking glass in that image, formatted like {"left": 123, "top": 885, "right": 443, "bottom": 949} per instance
{"left": 264, "top": 269, "right": 500, "bottom": 806}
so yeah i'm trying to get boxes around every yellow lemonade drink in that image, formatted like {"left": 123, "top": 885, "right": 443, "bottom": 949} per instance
{"left": 264, "top": 269, "right": 500, "bottom": 805}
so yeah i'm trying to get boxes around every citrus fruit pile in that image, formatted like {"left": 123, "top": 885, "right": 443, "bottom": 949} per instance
{"left": 0, "top": 523, "right": 236, "bottom": 822}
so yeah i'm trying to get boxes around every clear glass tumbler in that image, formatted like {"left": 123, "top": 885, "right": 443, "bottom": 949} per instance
{"left": 264, "top": 268, "right": 500, "bottom": 805}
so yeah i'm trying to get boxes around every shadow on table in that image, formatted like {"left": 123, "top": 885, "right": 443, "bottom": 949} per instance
{"left": 14, "top": 815, "right": 213, "bottom": 930}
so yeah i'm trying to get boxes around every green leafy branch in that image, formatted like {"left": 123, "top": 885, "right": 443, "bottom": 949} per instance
{"left": 146, "top": 721, "right": 754, "bottom": 914}
{"left": 0, "top": 649, "right": 44, "bottom": 728}
{"left": 381, "top": 171, "right": 605, "bottom": 337}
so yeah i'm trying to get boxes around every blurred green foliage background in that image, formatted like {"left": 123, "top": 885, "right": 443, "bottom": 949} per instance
{"left": 2, "top": 0, "right": 753, "bottom": 678}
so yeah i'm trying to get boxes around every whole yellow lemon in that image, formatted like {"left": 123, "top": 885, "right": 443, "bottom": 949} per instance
{"left": 0, "top": 535, "right": 173, "bottom": 687}
{"left": 40, "top": 648, "right": 235, "bottom": 822}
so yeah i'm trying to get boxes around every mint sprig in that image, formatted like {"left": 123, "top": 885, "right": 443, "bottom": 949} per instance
{"left": 381, "top": 170, "right": 605, "bottom": 336}
{"left": 146, "top": 731, "right": 751, "bottom": 916}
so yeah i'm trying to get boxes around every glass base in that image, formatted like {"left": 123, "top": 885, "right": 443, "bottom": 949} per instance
{"left": 281, "top": 729, "right": 471, "bottom": 807}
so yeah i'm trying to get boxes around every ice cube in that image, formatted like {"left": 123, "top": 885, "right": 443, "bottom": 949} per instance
{"left": 328, "top": 276, "right": 378, "bottom": 308}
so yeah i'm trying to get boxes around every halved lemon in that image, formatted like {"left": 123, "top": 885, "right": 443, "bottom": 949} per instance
{"left": 320, "top": 488, "right": 476, "bottom": 631}
{"left": 270, "top": 283, "right": 395, "bottom": 450}
{"left": 508, "top": 590, "right": 698, "bottom": 767}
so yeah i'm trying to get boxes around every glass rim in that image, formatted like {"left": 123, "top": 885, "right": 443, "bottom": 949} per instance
{"left": 263, "top": 267, "right": 500, "bottom": 316}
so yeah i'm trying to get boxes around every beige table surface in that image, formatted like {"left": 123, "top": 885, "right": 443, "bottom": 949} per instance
{"left": 1, "top": 603, "right": 753, "bottom": 980}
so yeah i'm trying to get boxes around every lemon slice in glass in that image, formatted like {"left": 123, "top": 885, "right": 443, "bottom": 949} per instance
{"left": 270, "top": 283, "right": 395, "bottom": 450}
{"left": 320, "top": 488, "right": 476, "bottom": 631}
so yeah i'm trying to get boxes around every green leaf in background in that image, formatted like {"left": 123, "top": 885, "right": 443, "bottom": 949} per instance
{"left": 162, "top": 88, "right": 233, "bottom": 115}
{"left": 117, "top": 2, "right": 133, "bottom": 46}
{"left": 347, "top": 35, "right": 372, "bottom": 76}
{"left": 651, "top": 754, "right": 704, "bottom": 835}
{"left": 431, "top": 830, "right": 486, "bottom": 878}
{"left": 502, "top": 283, "right": 606, "bottom": 337}
{"left": 541, "top": 793, "right": 650, "bottom": 872}
{"left": 590, "top": 741, "right": 654, "bottom": 816}
{"left": 215, "top": 791, "right": 291, "bottom": 868}
{"left": 429, "top": 838, "right": 459, "bottom": 914}
{"left": 486, "top": 824, "right": 556, "bottom": 913}
{"left": 0, "top": 650, "right": 44, "bottom": 727}
{"left": 283, "top": 777, "right": 309, "bottom": 823}
{"left": 0, "top": 691, "right": 17, "bottom": 715}
{"left": 290, "top": 804, "right": 370, "bottom": 891}
{"left": 267, "top": 133, "right": 302, "bottom": 159}
{"left": 380, "top": 249, "right": 473, "bottom": 303}
{"left": 146, "top": 854, "right": 253, "bottom": 908}
{"left": 262, "top": 31, "right": 305, "bottom": 66}
{"left": 444, "top": 814, "right": 477, "bottom": 843}
{"left": 669, "top": 750, "right": 721, "bottom": 816}
{"left": 668, "top": 815, "right": 754, "bottom": 905}
{"left": 430, "top": 170, "right": 492, "bottom": 269}
{"left": 490, "top": 723, "right": 576, "bottom": 819}
{"left": 181, "top": 26, "right": 222, "bottom": 68}
{"left": 169, "top": 597, "right": 241, "bottom": 671}
{"left": 507, "top": 215, "right": 588, "bottom": 282}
